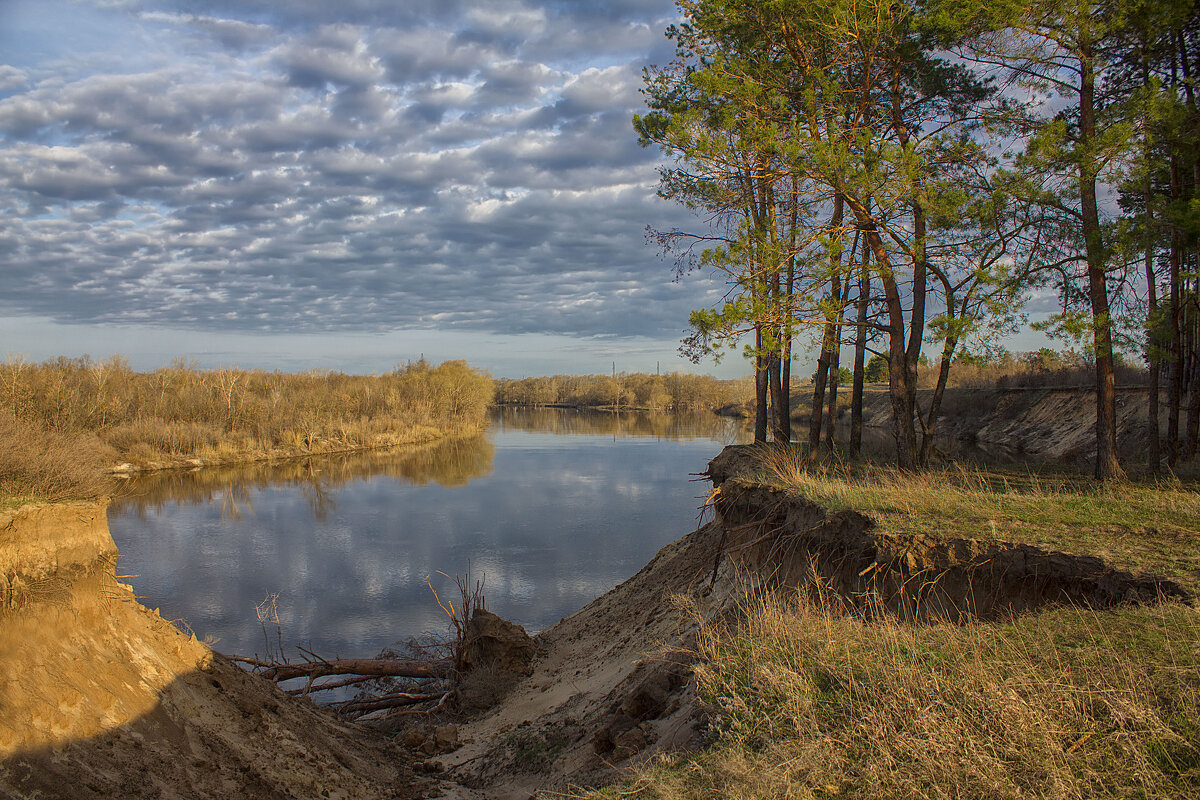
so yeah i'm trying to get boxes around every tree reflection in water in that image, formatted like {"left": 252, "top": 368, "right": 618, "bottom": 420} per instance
{"left": 111, "top": 433, "right": 496, "bottom": 521}
{"left": 105, "top": 409, "right": 755, "bottom": 666}
{"left": 493, "top": 406, "right": 746, "bottom": 441}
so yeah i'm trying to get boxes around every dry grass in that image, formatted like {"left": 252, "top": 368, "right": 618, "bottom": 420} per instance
{"left": 0, "top": 356, "right": 494, "bottom": 482}
{"left": 585, "top": 592, "right": 1200, "bottom": 800}
{"left": 0, "top": 411, "right": 112, "bottom": 504}
{"left": 748, "top": 444, "right": 1200, "bottom": 589}
{"left": 916, "top": 350, "right": 1148, "bottom": 391}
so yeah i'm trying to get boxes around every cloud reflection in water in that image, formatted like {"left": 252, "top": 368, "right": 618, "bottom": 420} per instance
{"left": 108, "top": 409, "right": 749, "bottom": 662}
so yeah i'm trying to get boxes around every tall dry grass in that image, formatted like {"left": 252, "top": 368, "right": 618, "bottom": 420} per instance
{"left": 916, "top": 349, "right": 1149, "bottom": 391}
{"left": 0, "top": 355, "right": 494, "bottom": 479}
{"left": 588, "top": 592, "right": 1199, "bottom": 800}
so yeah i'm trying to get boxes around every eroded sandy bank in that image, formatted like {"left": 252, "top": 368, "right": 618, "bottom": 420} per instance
{"left": 0, "top": 501, "right": 420, "bottom": 800}
{"left": 2, "top": 443, "right": 1189, "bottom": 799}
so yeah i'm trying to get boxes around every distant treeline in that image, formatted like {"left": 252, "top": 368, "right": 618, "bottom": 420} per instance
{"left": 1, "top": 356, "right": 493, "bottom": 502}
{"left": 494, "top": 372, "right": 754, "bottom": 412}
{"left": 897, "top": 349, "right": 1151, "bottom": 392}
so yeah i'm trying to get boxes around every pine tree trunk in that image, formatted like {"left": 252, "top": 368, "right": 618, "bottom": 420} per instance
{"left": 769, "top": 350, "right": 787, "bottom": 444}
{"left": 808, "top": 324, "right": 834, "bottom": 456}
{"left": 754, "top": 327, "right": 768, "bottom": 444}
{"left": 825, "top": 330, "right": 841, "bottom": 451}
{"left": 1168, "top": 156, "right": 1182, "bottom": 466}
{"left": 1186, "top": 287, "right": 1200, "bottom": 459}
{"left": 1079, "top": 44, "right": 1124, "bottom": 481}
{"left": 781, "top": 329, "right": 792, "bottom": 443}
{"left": 825, "top": 271, "right": 850, "bottom": 451}
{"left": 918, "top": 289, "right": 958, "bottom": 467}
{"left": 1145, "top": 138, "right": 1161, "bottom": 472}
{"left": 808, "top": 196, "right": 844, "bottom": 459}
{"left": 871, "top": 231, "right": 917, "bottom": 469}
{"left": 849, "top": 225, "right": 870, "bottom": 458}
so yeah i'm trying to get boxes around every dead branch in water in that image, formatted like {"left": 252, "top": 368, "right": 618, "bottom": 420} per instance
{"left": 428, "top": 567, "right": 486, "bottom": 671}
{"left": 329, "top": 690, "right": 447, "bottom": 715}
{"left": 228, "top": 655, "right": 452, "bottom": 682}
{"left": 227, "top": 568, "right": 487, "bottom": 719}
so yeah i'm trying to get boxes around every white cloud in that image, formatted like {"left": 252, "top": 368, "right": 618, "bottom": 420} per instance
{"left": 0, "top": 0, "right": 722, "bottom": 363}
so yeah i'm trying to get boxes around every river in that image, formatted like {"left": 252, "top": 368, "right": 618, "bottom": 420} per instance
{"left": 108, "top": 408, "right": 750, "bottom": 665}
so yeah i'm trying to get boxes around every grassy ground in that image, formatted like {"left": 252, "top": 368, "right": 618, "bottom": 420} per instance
{"left": 578, "top": 445, "right": 1200, "bottom": 800}
{"left": 584, "top": 593, "right": 1199, "bottom": 800}
{"left": 746, "top": 445, "right": 1200, "bottom": 591}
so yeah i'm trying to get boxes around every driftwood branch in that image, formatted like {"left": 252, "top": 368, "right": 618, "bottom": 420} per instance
{"left": 330, "top": 691, "right": 443, "bottom": 715}
{"left": 228, "top": 655, "right": 452, "bottom": 682}
{"left": 266, "top": 657, "right": 452, "bottom": 682}
{"left": 285, "top": 674, "right": 399, "bottom": 695}
{"left": 375, "top": 690, "right": 453, "bottom": 718}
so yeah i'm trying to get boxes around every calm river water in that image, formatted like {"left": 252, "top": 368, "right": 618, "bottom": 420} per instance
{"left": 108, "top": 408, "right": 750, "bottom": 663}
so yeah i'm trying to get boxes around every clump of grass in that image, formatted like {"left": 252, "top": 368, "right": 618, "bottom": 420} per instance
{"left": 748, "top": 444, "right": 1200, "bottom": 587}
{"left": 587, "top": 592, "right": 1200, "bottom": 799}
{"left": 0, "top": 411, "right": 112, "bottom": 504}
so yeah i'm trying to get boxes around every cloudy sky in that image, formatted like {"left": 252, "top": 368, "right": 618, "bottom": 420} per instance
{"left": 0, "top": 0, "right": 758, "bottom": 376}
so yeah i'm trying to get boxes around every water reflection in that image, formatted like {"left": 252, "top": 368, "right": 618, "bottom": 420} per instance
{"left": 107, "top": 412, "right": 748, "bottom": 667}
{"left": 111, "top": 433, "right": 496, "bottom": 520}
{"left": 493, "top": 406, "right": 747, "bottom": 441}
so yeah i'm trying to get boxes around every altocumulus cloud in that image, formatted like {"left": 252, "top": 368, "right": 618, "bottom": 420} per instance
{"left": 0, "top": 0, "right": 722, "bottom": 346}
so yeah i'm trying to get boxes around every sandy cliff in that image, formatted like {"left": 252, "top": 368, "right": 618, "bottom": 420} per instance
{"left": 0, "top": 501, "right": 418, "bottom": 800}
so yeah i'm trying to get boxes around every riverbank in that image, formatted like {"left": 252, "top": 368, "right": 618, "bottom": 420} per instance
{"left": 431, "top": 446, "right": 1198, "bottom": 798}
{"left": 0, "top": 499, "right": 423, "bottom": 799}
{"left": 3, "top": 444, "right": 1196, "bottom": 799}
{"left": 0, "top": 358, "right": 493, "bottom": 505}
{"left": 105, "top": 422, "right": 472, "bottom": 475}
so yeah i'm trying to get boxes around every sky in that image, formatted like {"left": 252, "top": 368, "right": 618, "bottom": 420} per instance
{"left": 0, "top": 0, "right": 1057, "bottom": 380}
{"left": 0, "top": 0, "right": 763, "bottom": 377}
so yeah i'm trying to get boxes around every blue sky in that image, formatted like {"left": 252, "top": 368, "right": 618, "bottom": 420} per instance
{"left": 0, "top": 0, "right": 749, "bottom": 376}
{"left": 0, "top": 0, "right": 1055, "bottom": 378}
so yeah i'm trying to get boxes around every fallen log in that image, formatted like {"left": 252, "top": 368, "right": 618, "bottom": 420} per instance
{"left": 331, "top": 691, "right": 443, "bottom": 715}
{"left": 229, "top": 656, "right": 453, "bottom": 682}
{"left": 284, "top": 674, "right": 382, "bottom": 695}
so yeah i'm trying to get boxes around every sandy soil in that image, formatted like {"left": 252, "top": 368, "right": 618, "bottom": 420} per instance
{"left": 422, "top": 518, "right": 728, "bottom": 799}
{"left": 0, "top": 502, "right": 422, "bottom": 800}
{"left": 862, "top": 385, "right": 1158, "bottom": 463}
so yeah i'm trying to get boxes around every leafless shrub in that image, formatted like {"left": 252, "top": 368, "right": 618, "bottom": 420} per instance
{"left": 428, "top": 568, "right": 486, "bottom": 671}
{"left": 0, "top": 410, "right": 112, "bottom": 502}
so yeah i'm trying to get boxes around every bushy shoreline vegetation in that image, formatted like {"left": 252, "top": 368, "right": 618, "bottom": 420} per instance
{"left": 0, "top": 355, "right": 493, "bottom": 504}
{"left": 495, "top": 372, "right": 755, "bottom": 412}
{"left": 0, "top": 346, "right": 1165, "bottom": 505}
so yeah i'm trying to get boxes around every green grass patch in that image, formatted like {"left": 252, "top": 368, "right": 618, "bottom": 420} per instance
{"left": 744, "top": 445, "right": 1200, "bottom": 590}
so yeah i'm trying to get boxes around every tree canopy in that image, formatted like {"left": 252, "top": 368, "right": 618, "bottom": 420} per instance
{"left": 637, "top": 0, "right": 1200, "bottom": 478}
